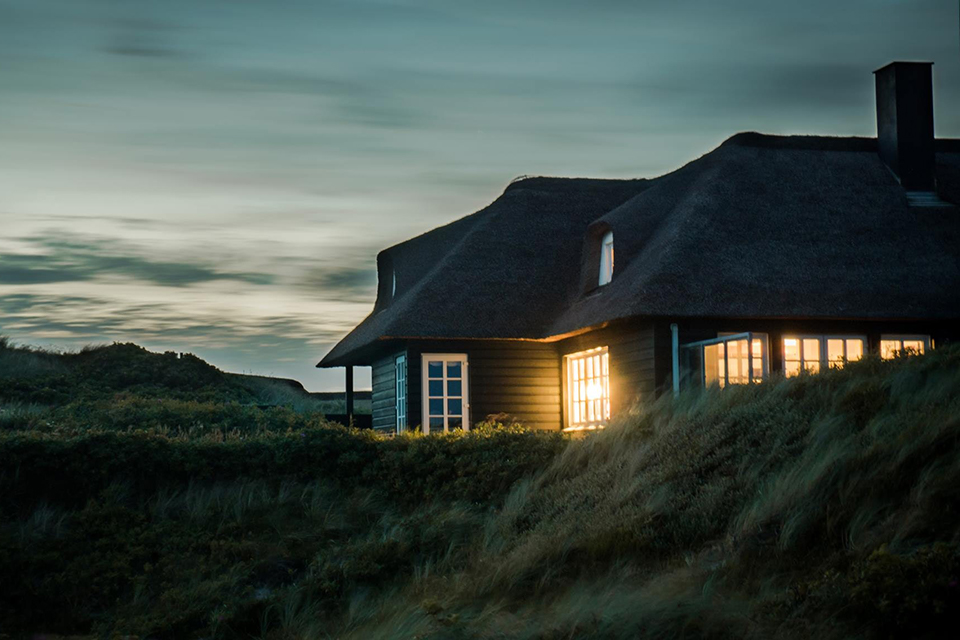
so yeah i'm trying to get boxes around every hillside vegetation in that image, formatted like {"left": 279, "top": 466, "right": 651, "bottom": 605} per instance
{"left": 0, "top": 338, "right": 348, "bottom": 434}
{"left": 1, "top": 338, "right": 959, "bottom": 638}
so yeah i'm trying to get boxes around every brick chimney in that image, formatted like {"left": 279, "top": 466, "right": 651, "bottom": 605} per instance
{"left": 874, "top": 62, "right": 935, "bottom": 191}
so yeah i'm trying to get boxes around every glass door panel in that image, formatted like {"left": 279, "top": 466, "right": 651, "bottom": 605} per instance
{"left": 421, "top": 354, "right": 469, "bottom": 434}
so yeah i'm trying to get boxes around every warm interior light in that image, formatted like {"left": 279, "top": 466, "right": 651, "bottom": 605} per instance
{"left": 703, "top": 334, "right": 767, "bottom": 387}
{"left": 565, "top": 346, "right": 610, "bottom": 429}
{"left": 881, "top": 337, "right": 928, "bottom": 360}
{"left": 786, "top": 335, "right": 870, "bottom": 375}
{"left": 586, "top": 381, "right": 603, "bottom": 400}
{"left": 783, "top": 335, "right": 815, "bottom": 378}
{"left": 846, "top": 340, "right": 864, "bottom": 362}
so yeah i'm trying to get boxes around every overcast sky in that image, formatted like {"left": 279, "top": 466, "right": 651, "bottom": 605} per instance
{"left": 1, "top": 0, "right": 958, "bottom": 390}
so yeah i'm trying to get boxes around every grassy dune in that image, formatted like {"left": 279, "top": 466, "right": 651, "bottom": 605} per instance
{"left": 1, "top": 338, "right": 959, "bottom": 638}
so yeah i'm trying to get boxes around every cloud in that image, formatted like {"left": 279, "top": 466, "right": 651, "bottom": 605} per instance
{"left": 103, "top": 14, "right": 186, "bottom": 59}
{"left": 0, "top": 292, "right": 346, "bottom": 359}
{"left": 631, "top": 60, "right": 872, "bottom": 117}
{"left": 0, "top": 236, "right": 273, "bottom": 287}
{"left": 0, "top": 293, "right": 94, "bottom": 316}
{"left": 1, "top": 0, "right": 957, "bottom": 392}
{"left": 0, "top": 292, "right": 364, "bottom": 390}
{"left": 300, "top": 265, "right": 377, "bottom": 301}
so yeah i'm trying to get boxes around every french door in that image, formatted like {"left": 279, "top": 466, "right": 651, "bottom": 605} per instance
{"left": 421, "top": 354, "right": 469, "bottom": 434}
{"left": 395, "top": 354, "right": 407, "bottom": 434}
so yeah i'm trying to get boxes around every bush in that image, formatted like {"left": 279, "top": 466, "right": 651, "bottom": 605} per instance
{"left": 0, "top": 340, "right": 324, "bottom": 407}
{"left": 0, "top": 420, "right": 564, "bottom": 514}
{"left": 0, "top": 421, "right": 564, "bottom": 637}
{"left": 2, "top": 340, "right": 960, "bottom": 638}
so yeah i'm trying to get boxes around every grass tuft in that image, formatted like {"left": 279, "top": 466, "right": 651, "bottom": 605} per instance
{"left": 2, "top": 341, "right": 960, "bottom": 637}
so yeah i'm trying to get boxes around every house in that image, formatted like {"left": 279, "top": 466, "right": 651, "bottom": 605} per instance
{"left": 318, "top": 62, "right": 960, "bottom": 434}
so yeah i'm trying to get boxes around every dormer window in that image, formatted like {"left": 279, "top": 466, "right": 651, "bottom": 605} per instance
{"left": 375, "top": 252, "right": 396, "bottom": 311}
{"left": 598, "top": 231, "right": 614, "bottom": 286}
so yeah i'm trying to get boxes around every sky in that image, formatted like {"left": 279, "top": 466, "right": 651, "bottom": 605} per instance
{"left": 1, "top": 0, "right": 958, "bottom": 391}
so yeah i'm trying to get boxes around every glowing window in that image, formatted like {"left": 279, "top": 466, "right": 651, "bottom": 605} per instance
{"left": 827, "top": 338, "right": 865, "bottom": 368}
{"left": 783, "top": 337, "right": 821, "bottom": 377}
{"left": 598, "top": 231, "right": 614, "bottom": 286}
{"left": 565, "top": 347, "right": 610, "bottom": 431}
{"left": 880, "top": 335, "right": 930, "bottom": 359}
{"left": 784, "top": 335, "right": 865, "bottom": 377}
{"left": 703, "top": 334, "right": 768, "bottom": 387}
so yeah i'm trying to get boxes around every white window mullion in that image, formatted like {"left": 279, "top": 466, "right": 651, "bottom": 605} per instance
{"left": 564, "top": 346, "right": 610, "bottom": 431}
{"left": 421, "top": 354, "right": 469, "bottom": 435}
{"left": 689, "top": 333, "right": 769, "bottom": 386}
{"left": 784, "top": 334, "right": 868, "bottom": 376}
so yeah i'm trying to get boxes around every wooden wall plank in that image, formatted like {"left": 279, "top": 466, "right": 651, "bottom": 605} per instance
{"left": 406, "top": 340, "right": 562, "bottom": 431}
{"left": 371, "top": 350, "right": 405, "bottom": 433}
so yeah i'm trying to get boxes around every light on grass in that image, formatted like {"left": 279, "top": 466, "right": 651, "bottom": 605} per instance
{"left": 4, "top": 337, "right": 960, "bottom": 639}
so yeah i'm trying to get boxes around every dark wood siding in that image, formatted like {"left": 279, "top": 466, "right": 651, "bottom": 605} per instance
{"left": 402, "top": 325, "right": 658, "bottom": 432}
{"left": 382, "top": 317, "right": 959, "bottom": 434}
{"left": 555, "top": 321, "right": 657, "bottom": 426}
{"left": 406, "top": 340, "right": 562, "bottom": 431}
{"left": 371, "top": 350, "right": 405, "bottom": 434}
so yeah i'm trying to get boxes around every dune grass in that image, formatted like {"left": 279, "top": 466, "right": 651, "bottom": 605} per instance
{"left": 1, "top": 340, "right": 959, "bottom": 638}
{"left": 321, "top": 348, "right": 960, "bottom": 639}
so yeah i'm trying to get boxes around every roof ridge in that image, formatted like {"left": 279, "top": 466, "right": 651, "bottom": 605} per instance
{"left": 723, "top": 131, "right": 878, "bottom": 152}
{"left": 503, "top": 175, "right": 646, "bottom": 194}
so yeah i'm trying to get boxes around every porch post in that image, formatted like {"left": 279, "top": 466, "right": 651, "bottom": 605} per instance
{"left": 671, "top": 323, "right": 680, "bottom": 397}
{"left": 345, "top": 366, "right": 355, "bottom": 425}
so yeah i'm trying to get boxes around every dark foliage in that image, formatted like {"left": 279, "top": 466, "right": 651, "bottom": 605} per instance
{"left": 2, "top": 339, "right": 960, "bottom": 639}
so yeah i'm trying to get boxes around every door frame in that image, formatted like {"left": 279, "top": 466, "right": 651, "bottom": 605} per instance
{"left": 394, "top": 354, "right": 407, "bottom": 434}
{"left": 420, "top": 353, "right": 470, "bottom": 434}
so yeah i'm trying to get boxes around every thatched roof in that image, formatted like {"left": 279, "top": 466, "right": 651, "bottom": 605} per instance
{"left": 319, "top": 133, "right": 960, "bottom": 367}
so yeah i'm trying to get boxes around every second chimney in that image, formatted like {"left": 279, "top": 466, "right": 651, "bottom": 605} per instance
{"left": 874, "top": 61, "right": 935, "bottom": 192}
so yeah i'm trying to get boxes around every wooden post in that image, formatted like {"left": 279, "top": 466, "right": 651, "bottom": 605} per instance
{"left": 345, "top": 366, "right": 354, "bottom": 425}
{"left": 670, "top": 323, "right": 680, "bottom": 397}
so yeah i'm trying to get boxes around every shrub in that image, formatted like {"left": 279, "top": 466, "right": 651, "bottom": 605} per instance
{"left": 2, "top": 341, "right": 960, "bottom": 638}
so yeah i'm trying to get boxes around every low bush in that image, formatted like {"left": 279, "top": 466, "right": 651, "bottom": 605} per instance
{"left": 0, "top": 422, "right": 563, "bottom": 637}
{"left": 2, "top": 340, "right": 960, "bottom": 638}
{"left": 0, "top": 339, "right": 324, "bottom": 408}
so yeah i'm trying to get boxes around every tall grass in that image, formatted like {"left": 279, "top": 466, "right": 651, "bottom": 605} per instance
{"left": 229, "top": 374, "right": 328, "bottom": 413}
{"left": 339, "top": 349, "right": 960, "bottom": 639}
{"left": 0, "top": 336, "right": 67, "bottom": 379}
{"left": 1, "top": 345, "right": 959, "bottom": 638}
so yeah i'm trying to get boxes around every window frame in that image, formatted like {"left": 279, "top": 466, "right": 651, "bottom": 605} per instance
{"left": 420, "top": 353, "right": 470, "bottom": 435}
{"left": 879, "top": 334, "right": 931, "bottom": 359}
{"left": 564, "top": 346, "right": 611, "bottom": 432}
{"left": 782, "top": 334, "right": 867, "bottom": 377}
{"left": 598, "top": 231, "right": 614, "bottom": 287}
{"left": 395, "top": 354, "right": 407, "bottom": 434}
{"left": 682, "top": 332, "right": 769, "bottom": 387}
{"left": 824, "top": 336, "right": 866, "bottom": 369}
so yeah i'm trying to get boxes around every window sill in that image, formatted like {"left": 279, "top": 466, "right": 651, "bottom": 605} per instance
{"left": 563, "top": 424, "right": 606, "bottom": 432}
